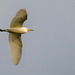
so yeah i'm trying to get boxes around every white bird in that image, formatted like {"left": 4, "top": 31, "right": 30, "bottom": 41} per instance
{"left": 0, "top": 8, "right": 33, "bottom": 65}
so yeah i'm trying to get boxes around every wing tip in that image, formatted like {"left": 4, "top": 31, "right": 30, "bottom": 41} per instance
{"left": 12, "top": 60, "right": 20, "bottom": 65}
{"left": 22, "top": 8, "right": 26, "bottom": 11}
{"left": 20, "top": 8, "right": 27, "bottom": 12}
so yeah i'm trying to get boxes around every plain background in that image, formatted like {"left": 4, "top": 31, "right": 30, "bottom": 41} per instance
{"left": 0, "top": 0, "right": 75, "bottom": 75}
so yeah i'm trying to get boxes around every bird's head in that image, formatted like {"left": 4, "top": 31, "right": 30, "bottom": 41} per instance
{"left": 18, "top": 27, "right": 34, "bottom": 33}
{"left": 23, "top": 27, "right": 34, "bottom": 33}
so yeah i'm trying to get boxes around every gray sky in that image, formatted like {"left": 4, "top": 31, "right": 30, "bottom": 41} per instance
{"left": 0, "top": 0, "right": 75, "bottom": 75}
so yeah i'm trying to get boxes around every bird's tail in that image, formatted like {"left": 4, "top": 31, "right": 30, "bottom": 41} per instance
{"left": 0, "top": 29, "right": 6, "bottom": 32}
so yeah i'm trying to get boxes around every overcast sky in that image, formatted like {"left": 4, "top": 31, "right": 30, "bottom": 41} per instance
{"left": 0, "top": 0, "right": 75, "bottom": 75}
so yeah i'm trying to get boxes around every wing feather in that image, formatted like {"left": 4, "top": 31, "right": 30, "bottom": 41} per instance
{"left": 10, "top": 8, "right": 27, "bottom": 28}
{"left": 9, "top": 33, "right": 23, "bottom": 65}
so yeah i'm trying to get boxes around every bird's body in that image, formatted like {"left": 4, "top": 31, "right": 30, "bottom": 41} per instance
{"left": 0, "top": 8, "right": 33, "bottom": 65}
{"left": 6, "top": 27, "right": 28, "bottom": 34}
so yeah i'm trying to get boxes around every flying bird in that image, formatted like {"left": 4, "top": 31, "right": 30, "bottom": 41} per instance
{"left": 0, "top": 8, "right": 33, "bottom": 65}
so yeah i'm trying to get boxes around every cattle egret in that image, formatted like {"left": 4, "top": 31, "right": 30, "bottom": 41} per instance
{"left": 0, "top": 8, "right": 34, "bottom": 65}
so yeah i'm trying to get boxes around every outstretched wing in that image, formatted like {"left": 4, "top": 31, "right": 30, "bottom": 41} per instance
{"left": 10, "top": 8, "right": 27, "bottom": 28}
{"left": 9, "top": 33, "right": 23, "bottom": 65}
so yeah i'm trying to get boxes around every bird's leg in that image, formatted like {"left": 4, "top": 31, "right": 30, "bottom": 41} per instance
{"left": 0, "top": 29, "right": 6, "bottom": 32}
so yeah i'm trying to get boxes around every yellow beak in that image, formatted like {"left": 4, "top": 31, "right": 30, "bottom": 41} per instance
{"left": 28, "top": 29, "right": 34, "bottom": 31}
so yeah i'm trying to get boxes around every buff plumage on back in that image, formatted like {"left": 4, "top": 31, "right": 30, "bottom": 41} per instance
{"left": 9, "top": 8, "right": 27, "bottom": 65}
